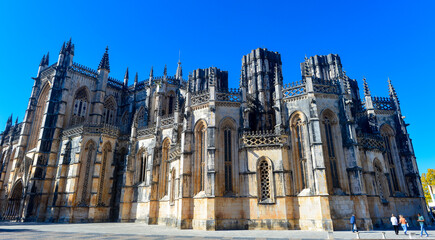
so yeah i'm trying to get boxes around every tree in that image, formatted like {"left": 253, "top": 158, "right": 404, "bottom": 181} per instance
{"left": 421, "top": 169, "right": 435, "bottom": 204}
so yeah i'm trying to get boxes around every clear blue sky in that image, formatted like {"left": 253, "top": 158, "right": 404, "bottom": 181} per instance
{"left": 0, "top": 0, "right": 433, "bottom": 174}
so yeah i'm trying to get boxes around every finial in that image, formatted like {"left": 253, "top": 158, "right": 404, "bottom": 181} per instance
{"left": 40, "top": 54, "right": 46, "bottom": 66}
{"left": 15, "top": 117, "right": 18, "bottom": 125}
{"left": 149, "top": 66, "right": 154, "bottom": 78}
{"left": 45, "top": 52, "right": 49, "bottom": 65}
{"left": 134, "top": 72, "right": 138, "bottom": 85}
{"left": 98, "top": 46, "right": 110, "bottom": 72}
{"left": 363, "top": 77, "right": 371, "bottom": 96}
{"left": 123, "top": 67, "right": 129, "bottom": 87}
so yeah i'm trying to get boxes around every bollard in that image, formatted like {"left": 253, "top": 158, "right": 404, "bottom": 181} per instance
{"left": 409, "top": 232, "right": 414, "bottom": 239}
{"left": 355, "top": 232, "right": 360, "bottom": 239}
{"left": 381, "top": 232, "right": 386, "bottom": 239}
{"left": 327, "top": 231, "right": 334, "bottom": 239}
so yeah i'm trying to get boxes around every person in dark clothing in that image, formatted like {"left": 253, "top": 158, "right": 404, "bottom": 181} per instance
{"left": 350, "top": 214, "right": 358, "bottom": 232}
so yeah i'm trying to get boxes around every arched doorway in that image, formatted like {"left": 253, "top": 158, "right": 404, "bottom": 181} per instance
{"left": 3, "top": 180, "right": 23, "bottom": 220}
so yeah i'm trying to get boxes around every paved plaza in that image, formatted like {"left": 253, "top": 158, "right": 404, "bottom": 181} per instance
{"left": 0, "top": 222, "right": 434, "bottom": 239}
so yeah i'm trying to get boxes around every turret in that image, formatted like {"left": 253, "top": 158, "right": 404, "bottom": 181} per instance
{"left": 123, "top": 67, "right": 129, "bottom": 88}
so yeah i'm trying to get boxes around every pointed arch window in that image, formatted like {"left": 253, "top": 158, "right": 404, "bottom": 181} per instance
{"left": 292, "top": 116, "right": 308, "bottom": 191}
{"left": 71, "top": 88, "right": 88, "bottom": 126}
{"left": 97, "top": 143, "right": 111, "bottom": 205}
{"left": 374, "top": 162, "right": 388, "bottom": 201}
{"left": 29, "top": 84, "right": 50, "bottom": 149}
{"left": 103, "top": 97, "right": 117, "bottom": 125}
{"left": 80, "top": 141, "right": 95, "bottom": 206}
{"left": 63, "top": 141, "right": 72, "bottom": 165}
{"left": 136, "top": 107, "right": 145, "bottom": 128}
{"left": 160, "top": 139, "right": 170, "bottom": 198}
{"left": 257, "top": 158, "right": 275, "bottom": 204}
{"left": 224, "top": 128, "right": 233, "bottom": 193}
{"left": 139, "top": 152, "right": 147, "bottom": 183}
{"left": 194, "top": 122, "right": 207, "bottom": 195}
{"left": 323, "top": 115, "right": 340, "bottom": 190}
{"left": 382, "top": 128, "right": 400, "bottom": 193}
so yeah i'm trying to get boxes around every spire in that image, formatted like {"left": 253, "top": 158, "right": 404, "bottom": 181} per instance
{"left": 149, "top": 66, "right": 154, "bottom": 78}
{"left": 98, "top": 46, "right": 110, "bottom": 72}
{"left": 39, "top": 54, "right": 46, "bottom": 66}
{"left": 45, "top": 52, "right": 49, "bottom": 65}
{"left": 363, "top": 77, "right": 371, "bottom": 96}
{"left": 149, "top": 66, "right": 153, "bottom": 86}
{"left": 123, "top": 67, "right": 129, "bottom": 87}
{"left": 163, "top": 64, "right": 167, "bottom": 78}
{"left": 388, "top": 77, "right": 398, "bottom": 99}
{"left": 175, "top": 56, "right": 182, "bottom": 80}
{"left": 15, "top": 116, "right": 18, "bottom": 126}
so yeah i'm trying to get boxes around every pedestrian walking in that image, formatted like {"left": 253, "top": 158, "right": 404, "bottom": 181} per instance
{"left": 399, "top": 215, "right": 407, "bottom": 235}
{"left": 417, "top": 213, "right": 429, "bottom": 237}
{"left": 350, "top": 214, "right": 358, "bottom": 232}
{"left": 390, "top": 214, "right": 399, "bottom": 235}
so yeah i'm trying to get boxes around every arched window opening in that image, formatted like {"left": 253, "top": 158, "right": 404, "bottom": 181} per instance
{"left": 71, "top": 88, "right": 89, "bottom": 126}
{"left": 224, "top": 128, "right": 233, "bottom": 193}
{"left": 102, "top": 97, "right": 117, "bottom": 125}
{"left": 63, "top": 141, "right": 72, "bottom": 165}
{"left": 323, "top": 115, "right": 340, "bottom": 191}
{"left": 97, "top": 142, "right": 111, "bottom": 205}
{"left": 136, "top": 107, "right": 145, "bottom": 128}
{"left": 139, "top": 152, "right": 147, "bottom": 183}
{"left": 381, "top": 125, "right": 400, "bottom": 194}
{"left": 160, "top": 139, "right": 170, "bottom": 198}
{"left": 4, "top": 180, "right": 23, "bottom": 220}
{"left": 292, "top": 115, "right": 308, "bottom": 191}
{"left": 374, "top": 162, "right": 387, "bottom": 201}
{"left": 194, "top": 122, "right": 207, "bottom": 195}
{"left": 259, "top": 159, "right": 271, "bottom": 201}
{"left": 29, "top": 84, "right": 50, "bottom": 149}
{"left": 79, "top": 141, "right": 95, "bottom": 206}
{"left": 168, "top": 95, "right": 175, "bottom": 115}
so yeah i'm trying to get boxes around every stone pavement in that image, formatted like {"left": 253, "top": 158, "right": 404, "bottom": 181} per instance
{"left": 0, "top": 222, "right": 434, "bottom": 239}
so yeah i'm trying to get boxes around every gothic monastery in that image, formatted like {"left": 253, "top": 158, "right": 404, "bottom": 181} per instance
{"left": 0, "top": 39, "right": 428, "bottom": 230}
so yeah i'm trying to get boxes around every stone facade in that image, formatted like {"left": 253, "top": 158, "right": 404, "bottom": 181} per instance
{"left": 0, "top": 40, "right": 428, "bottom": 230}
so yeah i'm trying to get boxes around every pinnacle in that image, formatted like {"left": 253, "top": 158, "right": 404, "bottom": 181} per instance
{"left": 98, "top": 46, "right": 110, "bottom": 72}
{"left": 363, "top": 77, "right": 371, "bottom": 96}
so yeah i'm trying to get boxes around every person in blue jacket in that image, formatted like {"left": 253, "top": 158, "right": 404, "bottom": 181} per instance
{"left": 350, "top": 214, "right": 358, "bottom": 232}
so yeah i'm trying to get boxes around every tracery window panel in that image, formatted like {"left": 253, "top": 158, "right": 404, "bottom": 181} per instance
{"left": 103, "top": 97, "right": 117, "bottom": 125}
{"left": 259, "top": 159, "right": 271, "bottom": 201}
{"left": 293, "top": 117, "right": 307, "bottom": 190}
{"left": 71, "top": 88, "right": 88, "bottom": 126}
